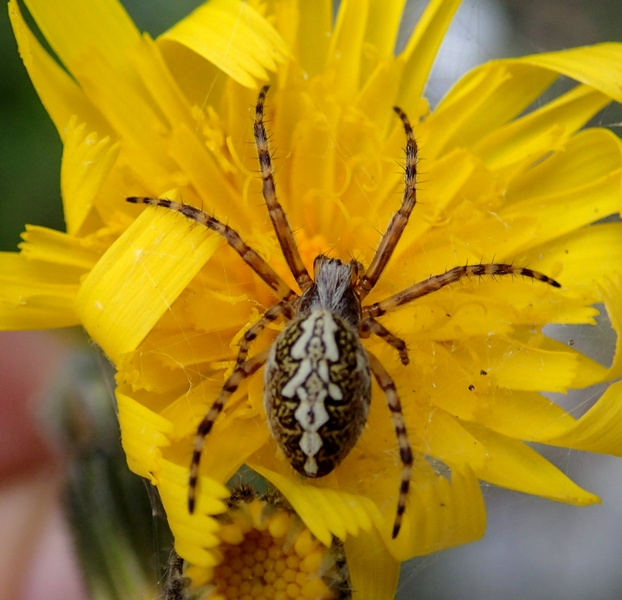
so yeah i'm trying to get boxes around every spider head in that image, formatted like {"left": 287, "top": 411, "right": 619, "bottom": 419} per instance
{"left": 296, "top": 255, "right": 362, "bottom": 327}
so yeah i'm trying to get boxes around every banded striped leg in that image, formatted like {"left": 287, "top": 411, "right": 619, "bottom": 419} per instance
{"left": 359, "top": 317, "right": 409, "bottom": 365}
{"left": 235, "top": 300, "right": 296, "bottom": 368}
{"left": 365, "top": 263, "right": 562, "bottom": 319}
{"left": 254, "top": 86, "right": 312, "bottom": 292}
{"left": 366, "top": 351, "right": 413, "bottom": 539}
{"left": 188, "top": 347, "right": 270, "bottom": 513}
{"left": 355, "top": 106, "right": 418, "bottom": 301}
{"left": 126, "top": 197, "right": 295, "bottom": 300}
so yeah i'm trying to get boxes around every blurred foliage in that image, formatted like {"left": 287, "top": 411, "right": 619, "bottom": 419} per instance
{"left": 47, "top": 350, "right": 175, "bottom": 600}
{"left": 0, "top": 5, "right": 62, "bottom": 252}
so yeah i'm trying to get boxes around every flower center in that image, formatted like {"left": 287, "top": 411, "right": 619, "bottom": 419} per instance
{"left": 208, "top": 500, "right": 336, "bottom": 600}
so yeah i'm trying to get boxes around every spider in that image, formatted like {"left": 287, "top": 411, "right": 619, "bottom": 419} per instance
{"left": 127, "top": 86, "right": 561, "bottom": 539}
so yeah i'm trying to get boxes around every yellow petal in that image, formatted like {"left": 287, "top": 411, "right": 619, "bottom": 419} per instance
{"left": 192, "top": 415, "right": 269, "bottom": 483}
{"left": 543, "top": 380, "right": 622, "bottom": 455}
{"left": 474, "top": 84, "right": 611, "bottom": 170}
{"left": 167, "top": 123, "right": 241, "bottom": 220}
{"left": 508, "top": 128, "right": 622, "bottom": 203}
{"left": 61, "top": 118, "right": 120, "bottom": 235}
{"left": 327, "top": 0, "right": 369, "bottom": 98}
{"left": 157, "top": 39, "right": 226, "bottom": 111}
{"left": 323, "top": 395, "right": 487, "bottom": 559}
{"left": 422, "top": 63, "right": 556, "bottom": 158}
{"left": 519, "top": 223, "right": 622, "bottom": 292}
{"left": 391, "top": 148, "right": 481, "bottom": 252}
{"left": 356, "top": 59, "right": 404, "bottom": 133}
{"left": 116, "top": 386, "right": 173, "bottom": 482}
{"left": 0, "top": 297, "right": 77, "bottom": 330}
{"left": 23, "top": 0, "right": 140, "bottom": 73}
{"left": 117, "top": 328, "right": 230, "bottom": 393}
{"left": 178, "top": 290, "right": 256, "bottom": 337}
{"left": 463, "top": 287, "right": 598, "bottom": 328}
{"left": 397, "top": 0, "right": 463, "bottom": 114}
{"left": 20, "top": 225, "right": 105, "bottom": 270}
{"left": 414, "top": 408, "right": 489, "bottom": 470}
{"left": 296, "top": 0, "right": 332, "bottom": 77}
{"left": 463, "top": 423, "right": 600, "bottom": 505}
{"left": 409, "top": 343, "right": 479, "bottom": 420}
{"left": 0, "top": 253, "right": 80, "bottom": 329}
{"left": 248, "top": 447, "right": 377, "bottom": 546}
{"left": 19, "top": 0, "right": 177, "bottom": 190}
{"left": 545, "top": 336, "right": 608, "bottom": 389}
{"left": 344, "top": 528, "right": 400, "bottom": 600}
{"left": 128, "top": 34, "right": 195, "bottom": 134}
{"left": 427, "top": 43, "right": 622, "bottom": 158}
{"left": 76, "top": 205, "right": 220, "bottom": 363}
{"left": 162, "top": 399, "right": 269, "bottom": 484}
{"left": 157, "top": 459, "right": 229, "bottom": 567}
{"left": 364, "top": 0, "right": 408, "bottom": 59}
{"left": 386, "top": 463, "right": 486, "bottom": 560}
{"left": 68, "top": 45, "right": 176, "bottom": 191}
{"left": 498, "top": 172, "right": 621, "bottom": 255}
{"left": 8, "top": 0, "right": 111, "bottom": 139}
{"left": 158, "top": 0, "right": 288, "bottom": 89}
{"left": 518, "top": 43, "right": 622, "bottom": 103}
{"left": 119, "top": 352, "right": 210, "bottom": 394}
{"left": 452, "top": 336, "right": 579, "bottom": 393}
{"left": 475, "top": 389, "right": 579, "bottom": 441}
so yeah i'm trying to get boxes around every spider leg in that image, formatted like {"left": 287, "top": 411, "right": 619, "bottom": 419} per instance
{"left": 366, "top": 350, "right": 413, "bottom": 539}
{"left": 364, "top": 263, "right": 561, "bottom": 318}
{"left": 235, "top": 299, "right": 296, "bottom": 368}
{"left": 254, "top": 86, "right": 312, "bottom": 292}
{"left": 188, "top": 347, "right": 270, "bottom": 513}
{"left": 126, "top": 197, "right": 296, "bottom": 301}
{"left": 355, "top": 106, "right": 418, "bottom": 301}
{"left": 360, "top": 316, "right": 409, "bottom": 365}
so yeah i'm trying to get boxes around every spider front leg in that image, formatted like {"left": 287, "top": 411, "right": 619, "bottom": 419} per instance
{"left": 366, "top": 351, "right": 413, "bottom": 539}
{"left": 126, "top": 197, "right": 295, "bottom": 300}
{"left": 254, "top": 86, "right": 312, "bottom": 292}
{"left": 188, "top": 347, "right": 270, "bottom": 513}
{"left": 360, "top": 316, "right": 409, "bottom": 365}
{"left": 355, "top": 106, "right": 418, "bottom": 301}
{"left": 365, "top": 263, "right": 561, "bottom": 318}
{"left": 235, "top": 299, "right": 296, "bottom": 368}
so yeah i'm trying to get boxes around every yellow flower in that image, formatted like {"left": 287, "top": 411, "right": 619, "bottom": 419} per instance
{"left": 4, "top": 0, "right": 622, "bottom": 598}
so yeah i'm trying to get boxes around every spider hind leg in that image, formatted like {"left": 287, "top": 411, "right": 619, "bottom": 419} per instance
{"left": 188, "top": 348, "right": 270, "bottom": 513}
{"left": 366, "top": 351, "right": 413, "bottom": 539}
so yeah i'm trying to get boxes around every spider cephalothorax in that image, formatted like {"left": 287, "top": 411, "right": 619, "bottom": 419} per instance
{"left": 127, "top": 85, "right": 561, "bottom": 538}
{"left": 297, "top": 256, "right": 364, "bottom": 328}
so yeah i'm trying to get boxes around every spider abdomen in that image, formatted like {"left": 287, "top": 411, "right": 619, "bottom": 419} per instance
{"left": 264, "top": 309, "right": 371, "bottom": 478}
